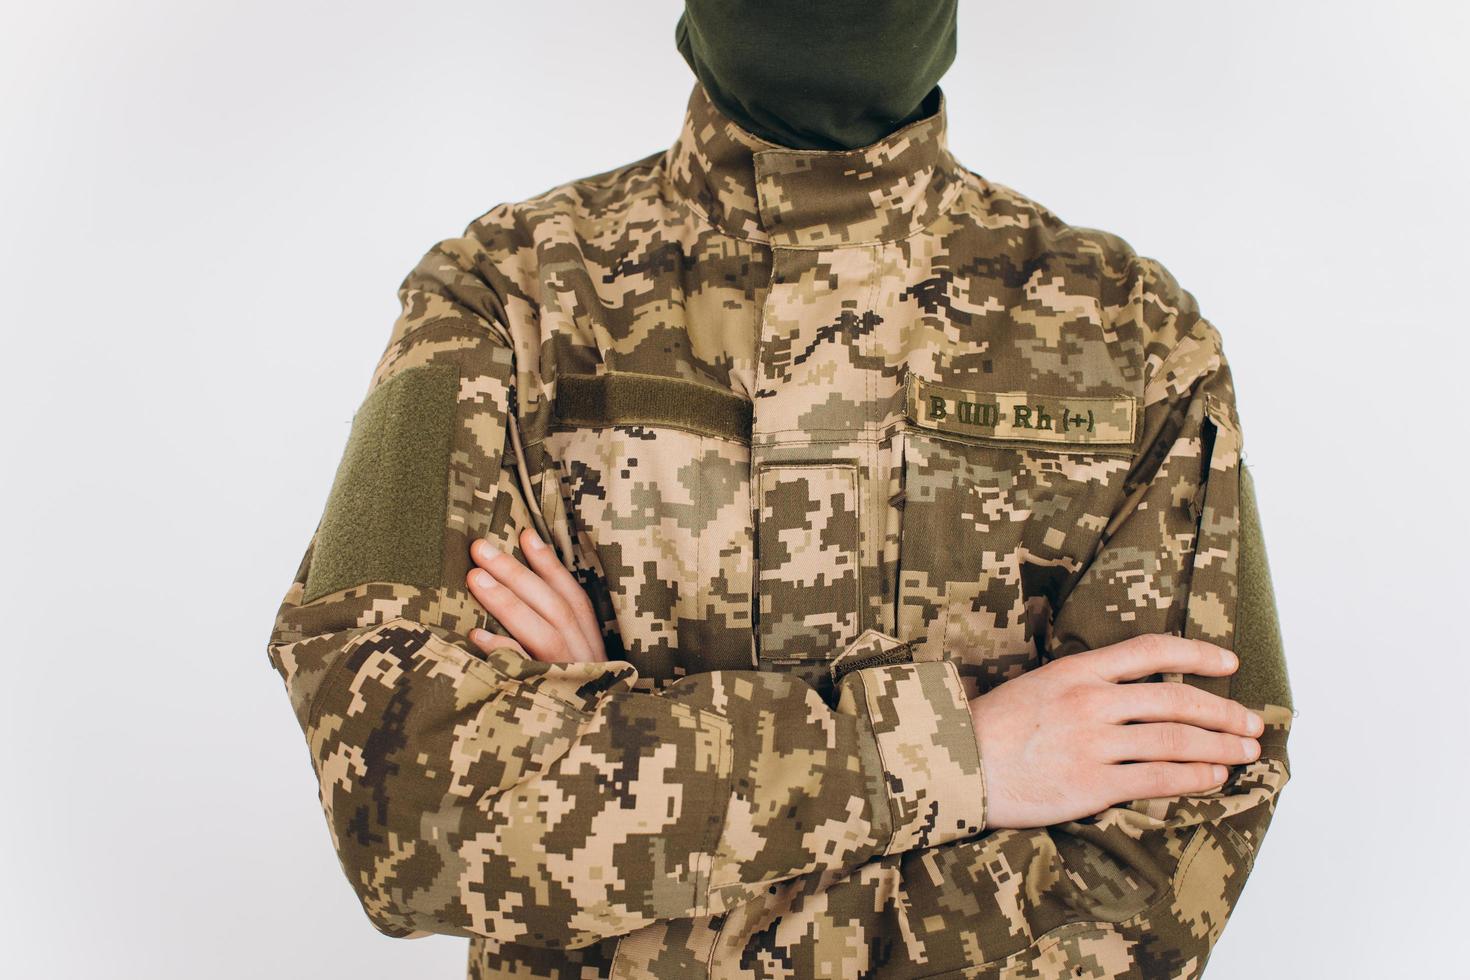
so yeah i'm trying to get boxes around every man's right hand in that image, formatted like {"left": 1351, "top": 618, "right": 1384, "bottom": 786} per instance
{"left": 970, "top": 635, "right": 1265, "bottom": 830}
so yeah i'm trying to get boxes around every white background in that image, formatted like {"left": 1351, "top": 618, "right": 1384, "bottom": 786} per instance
{"left": 3, "top": 2, "right": 1466, "bottom": 977}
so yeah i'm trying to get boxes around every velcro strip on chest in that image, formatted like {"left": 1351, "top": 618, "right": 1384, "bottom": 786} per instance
{"left": 905, "top": 374, "right": 1138, "bottom": 448}
{"left": 554, "top": 372, "right": 753, "bottom": 443}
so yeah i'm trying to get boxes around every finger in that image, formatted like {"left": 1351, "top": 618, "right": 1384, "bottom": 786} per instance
{"left": 468, "top": 628, "right": 528, "bottom": 659}
{"left": 1105, "top": 723, "right": 1260, "bottom": 765}
{"left": 1080, "top": 634, "right": 1238, "bottom": 683}
{"left": 1109, "top": 761, "right": 1231, "bottom": 804}
{"left": 519, "top": 527, "right": 605, "bottom": 660}
{"left": 471, "top": 540, "right": 592, "bottom": 661}
{"left": 1104, "top": 681, "right": 1265, "bottom": 737}
{"left": 465, "top": 567, "right": 574, "bottom": 662}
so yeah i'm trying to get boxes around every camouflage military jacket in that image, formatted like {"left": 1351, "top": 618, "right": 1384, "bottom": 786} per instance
{"left": 268, "top": 83, "right": 1293, "bottom": 979}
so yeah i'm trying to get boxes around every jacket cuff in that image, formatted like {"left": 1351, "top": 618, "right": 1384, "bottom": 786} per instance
{"left": 835, "top": 632, "right": 988, "bottom": 854}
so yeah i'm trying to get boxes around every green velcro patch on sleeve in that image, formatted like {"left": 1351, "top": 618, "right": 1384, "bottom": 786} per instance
{"left": 302, "top": 362, "right": 459, "bottom": 604}
{"left": 1231, "top": 464, "right": 1294, "bottom": 711}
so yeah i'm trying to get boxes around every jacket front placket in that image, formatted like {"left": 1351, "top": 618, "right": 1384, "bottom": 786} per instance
{"left": 746, "top": 150, "right": 890, "bottom": 682}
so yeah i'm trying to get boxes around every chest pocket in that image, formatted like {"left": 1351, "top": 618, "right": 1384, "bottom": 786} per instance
{"left": 890, "top": 375, "right": 1139, "bottom": 697}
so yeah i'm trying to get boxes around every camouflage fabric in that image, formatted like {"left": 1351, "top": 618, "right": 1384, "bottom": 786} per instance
{"left": 268, "top": 82, "right": 1292, "bottom": 978}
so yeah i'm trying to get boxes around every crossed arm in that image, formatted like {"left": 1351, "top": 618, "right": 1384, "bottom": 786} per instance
{"left": 268, "top": 238, "right": 1291, "bottom": 970}
{"left": 467, "top": 528, "right": 1263, "bottom": 834}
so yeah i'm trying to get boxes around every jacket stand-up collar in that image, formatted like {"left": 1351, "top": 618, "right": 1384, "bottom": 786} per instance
{"left": 665, "top": 82, "right": 963, "bottom": 249}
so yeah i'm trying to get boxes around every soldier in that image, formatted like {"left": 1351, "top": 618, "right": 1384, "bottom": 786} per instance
{"left": 267, "top": 2, "right": 1293, "bottom": 977}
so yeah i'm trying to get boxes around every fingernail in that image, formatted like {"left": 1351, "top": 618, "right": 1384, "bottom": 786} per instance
{"left": 1220, "top": 650, "right": 1237, "bottom": 670}
{"left": 1212, "top": 765, "right": 1228, "bottom": 782}
{"left": 473, "top": 569, "right": 496, "bottom": 589}
{"left": 1249, "top": 712, "right": 1264, "bottom": 735}
{"left": 1239, "top": 737, "right": 1257, "bottom": 759}
{"left": 524, "top": 527, "right": 544, "bottom": 550}
{"left": 470, "top": 628, "right": 486, "bottom": 642}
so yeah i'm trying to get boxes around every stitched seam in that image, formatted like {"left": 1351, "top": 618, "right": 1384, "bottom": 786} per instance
{"left": 550, "top": 419, "right": 752, "bottom": 446}
{"left": 698, "top": 713, "right": 735, "bottom": 916}
{"left": 754, "top": 464, "right": 768, "bottom": 662}
{"left": 557, "top": 368, "right": 752, "bottom": 395}
{"left": 704, "top": 911, "right": 729, "bottom": 978}
{"left": 606, "top": 936, "right": 625, "bottom": 979}
{"left": 914, "top": 428, "right": 1139, "bottom": 459}
{"left": 550, "top": 419, "right": 751, "bottom": 445}
{"left": 756, "top": 425, "right": 1139, "bottom": 458}
{"left": 941, "top": 658, "right": 988, "bottom": 833}
{"left": 857, "top": 671, "right": 903, "bottom": 857}
{"left": 862, "top": 246, "right": 880, "bottom": 629}
{"left": 697, "top": 432, "right": 706, "bottom": 662}
{"left": 756, "top": 430, "right": 887, "bottom": 443}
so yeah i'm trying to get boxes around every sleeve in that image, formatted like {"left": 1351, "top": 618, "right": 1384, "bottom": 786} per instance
{"left": 266, "top": 232, "right": 989, "bottom": 950}
{"left": 955, "top": 258, "right": 1295, "bottom": 977}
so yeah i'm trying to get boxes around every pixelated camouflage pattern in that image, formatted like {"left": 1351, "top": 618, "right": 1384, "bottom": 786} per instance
{"left": 269, "top": 82, "right": 1291, "bottom": 978}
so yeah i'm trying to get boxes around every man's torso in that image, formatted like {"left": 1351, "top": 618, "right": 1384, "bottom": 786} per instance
{"left": 455, "top": 85, "right": 1191, "bottom": 978}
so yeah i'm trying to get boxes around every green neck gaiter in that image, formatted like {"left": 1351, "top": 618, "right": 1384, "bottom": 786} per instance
{"left": 675, "top": 0, "right": 958, "bottom": 151}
